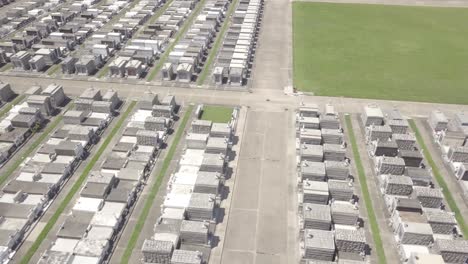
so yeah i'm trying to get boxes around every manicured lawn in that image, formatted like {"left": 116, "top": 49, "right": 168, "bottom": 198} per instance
{"left": 201, "top": 105, "right": 233, "bottom": 123}
{"left": 120, "top": 105, "right": 193, "bottom": 263}
{"left": 293, "top": 2, "right": 468, "bottom": 104}
{"left": 409, "top": 119, "right": 467, "bottom": 237}
{"left": 46, "top": 64, "right": 61, "bottom": 76}
{"left": 96, "top": 66, "right": 110, "bottom": 79}
{"left": 345, "top": 115, "right": 387, "bottom": 264}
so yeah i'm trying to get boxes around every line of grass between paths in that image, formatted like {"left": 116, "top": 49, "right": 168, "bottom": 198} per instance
{"left": 19, "top": 101, "right": 136, "bottom": 264}
{"left": 344, "top": 115, "right": 387, "bottom": 264}
{"left": 120, "top": 105, "right": 194, "bottom": 264}
{"left": 147, "top": 0, "right": 208, "bottom": 81}
{"left": 97, "top": 66, "right": 110, "bottom": 79}
{"left": 148, "top": 0, "right": 175, "bottom": 25}
{"left": 0, "top": 94, "right": 25, "bottom": 119}
{"left": 46, "top": 64, "right": 61, "bottom": 76}
{"left": 0, "top": 103, "right": 73, "bottom": 187}
{"left": 0, "top": 64, "right": 12, "bottom": 72}
{"left": 196, "top": 0, "right": 239, "bottom": 85}
{"left": 408, "top": 119, "right": 468, "bottom": 237}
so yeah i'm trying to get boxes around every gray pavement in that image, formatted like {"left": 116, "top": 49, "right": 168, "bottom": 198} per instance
{"left": 220, "top": 109, "right": 298, "bottom": 264}
{"left": 2, "top": 75, "right": 468, "bottom": 119}
{"left": 250, "top": 0, "right": 292, "bottom": 90}
{"left": 209, "top": 106, "right": 248, "bottom": 264}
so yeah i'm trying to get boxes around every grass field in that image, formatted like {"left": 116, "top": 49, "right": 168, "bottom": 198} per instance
{"left": 293, "top": 3, "right": 468, "bottom": 104}
{"left": 201, "top": 105, "right": 233, "bottom": 123}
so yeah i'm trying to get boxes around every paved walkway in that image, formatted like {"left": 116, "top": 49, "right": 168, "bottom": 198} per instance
{"left": 220, "top": 109, "right": 298, "bottom": 264}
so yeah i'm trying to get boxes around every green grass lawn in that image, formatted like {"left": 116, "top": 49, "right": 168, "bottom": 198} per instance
{"left": 293, "top": 3, "right": 468, "bottom": 104}
{"left": 201, "top": 105, "right": 233, "bottom": 123}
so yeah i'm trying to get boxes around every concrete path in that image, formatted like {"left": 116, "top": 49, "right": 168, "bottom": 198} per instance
{"left": 251, "top": 0, "right": 293, "bottom": 90}
{"left": 220, "top": 108, "right": 298, "bottom": 264}
{"left": 2, "top": 76, "right": 468, "bottom": 119}
{"left": 209, "top": 106, "right": 248, "bottom": 264}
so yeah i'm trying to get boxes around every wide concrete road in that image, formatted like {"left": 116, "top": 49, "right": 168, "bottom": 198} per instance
{"left": 251, "top": 0, "right": 292, "bottom": 90}
{"left": 3, "top": 75, "right": 468, "bottom": 118}
{"left": 220, "top": 109, "right": 298, "bottom": 264}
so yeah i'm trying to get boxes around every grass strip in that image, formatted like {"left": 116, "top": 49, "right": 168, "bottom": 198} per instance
{"left": 345, "top": 114, "right": 387, "bottom": 264}
{"left": 147, "top": 0, "right": 208, "bottom": 81}
{"left": 19, "top": 101, "right": 136, "bottom": 264}
{"left": 196, "top": 0, "right": 239, "bottom": 85}
{"left": 0, "top": 103, "right": 73, "bottom": 187}
{"left": 97, "top": 66, "right": 110, "bottom": 79}
{"left": 147, "top": 0, "right": 175, "bottom": 26}
{"left": 46, "top": 64, "right": 61, "bottom": 76}
{"left": 120, "top": 105, "right": 193, "bottom": 263}
{"left": 0, "top": 64, "right": 12, "bottom": 72}
{"left": 408, "top": 119, "right": 468, "bottom": 237}
{"left": 0, "top": 94, "right": 25, "bottom": 119}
